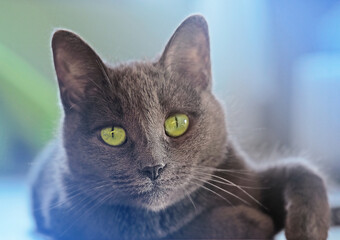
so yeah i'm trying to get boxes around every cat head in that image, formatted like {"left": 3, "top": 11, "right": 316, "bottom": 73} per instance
{"left": 52, "top": 15, "right": 227, "bottom": 211}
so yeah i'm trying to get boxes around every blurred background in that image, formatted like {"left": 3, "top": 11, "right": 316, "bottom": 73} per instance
{"left": 0, "top": 0, "right": 339, "bottom": 239}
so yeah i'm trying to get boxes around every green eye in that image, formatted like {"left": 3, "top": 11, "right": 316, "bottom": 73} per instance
{"left": 164, "top": 114, "right": 189, "bottom": 137}
{"left": 100, "top": 126, "right": 126, "bottom": 146}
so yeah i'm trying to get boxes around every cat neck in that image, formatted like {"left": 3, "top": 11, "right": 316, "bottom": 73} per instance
{"left": 62, "top": 174, "right": 213, "bottom": 239}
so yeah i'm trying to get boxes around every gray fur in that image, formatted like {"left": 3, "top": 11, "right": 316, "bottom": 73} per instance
{"left": 31, "top": 15, "right": 330, "bottom": 240}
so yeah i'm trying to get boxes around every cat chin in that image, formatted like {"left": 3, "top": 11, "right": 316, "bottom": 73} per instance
{"left": 140, "top": 197, "right": 183, "bottom": 212}
{"left": 142, "top": 202, "right": 170, "bottom": 212}
{"left": 128, "top": 189, "right": 183, "bottom": 212}
{"left": 135, "top": 195, "right": 173, "bottom": 211}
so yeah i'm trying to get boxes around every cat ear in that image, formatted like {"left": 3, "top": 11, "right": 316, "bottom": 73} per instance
{"left": 159, "top": 15, "right": 211, "bottom": 90}
{"left": 51, "top": 30, "right": 108, "bottom": 112}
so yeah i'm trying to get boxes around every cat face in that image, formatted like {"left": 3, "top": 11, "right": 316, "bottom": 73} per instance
{"left": 52, "top": 15, "right": 227, "bottom": 211}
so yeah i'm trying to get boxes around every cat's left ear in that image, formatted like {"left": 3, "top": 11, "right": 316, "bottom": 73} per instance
{"left": 159, "top": 15, "right": 212, "bottom": 91}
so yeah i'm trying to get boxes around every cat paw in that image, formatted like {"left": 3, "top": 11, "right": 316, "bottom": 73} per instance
{"left": 285, "top": 214, "right": 329, "bottom": 240}
{"left": 284, "top": 164, "right": 331, "bottom": 240}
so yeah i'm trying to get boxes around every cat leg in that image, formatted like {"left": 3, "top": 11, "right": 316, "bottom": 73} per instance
{"left": 259, "top": 162, "right": 330, "bottom": 240}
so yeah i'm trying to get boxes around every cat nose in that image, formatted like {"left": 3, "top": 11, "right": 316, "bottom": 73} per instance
{"left": 141, "top": 164, "right": 166, "bottom": 181}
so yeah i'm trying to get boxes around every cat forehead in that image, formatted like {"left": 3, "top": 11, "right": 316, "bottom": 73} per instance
{"left": 108, "top": 63, "right": 161, "bottom": 99}
{"left": 105, "top": 63, "right": 202, "bottom": 111}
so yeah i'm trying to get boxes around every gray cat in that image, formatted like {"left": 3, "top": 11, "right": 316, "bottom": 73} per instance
{"left": 31, "top": 15, "right": 330, "bottom": 240}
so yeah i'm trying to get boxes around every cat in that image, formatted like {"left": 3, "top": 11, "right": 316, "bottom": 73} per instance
{"left": 31, "top": 15, "right": 331, "bottom": 240}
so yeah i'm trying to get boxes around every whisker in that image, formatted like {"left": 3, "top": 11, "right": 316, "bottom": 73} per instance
{"left": 219, "top": 172, "right": 257, "bottom": 182}
{"left": 59, "top": 190, "right": 110, "bottom": 237}
{"left": 191, "top": 180, "right": 233, "bottom": 207}
{"left": 192, "top": 166, "right": 255, "bottom": 175}
{"left": 58, "top": 197, "right": 94, "bottom": 236}
{"left": 183, "top": 188, "right": 197, "bottom": 212}
{"left": 193, "top": 170, "right": 264, "bottom": 208}
{"left": 204, "top": 178, "right": 266, "bottom": 190}
{"left": 192, "top": 177, "right": 250, "bottom": 205}
{"left": 192, "top": 166, "right": 257, "bottom": 181}
{"left": 37, "top": 181, "right": 113, "bottom": 211}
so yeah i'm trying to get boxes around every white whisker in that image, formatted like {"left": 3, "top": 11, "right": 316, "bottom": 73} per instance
{"left": 193, "top": 170, "right": 264, "bottom": 208}
{"left": 192, "top": 176, "right": 250, "bottom": 205}
{"left": 191, "top": 181, "right": 233, "bottom": 207}
{"left": 184, "top": 188, "right": 197, "bottom": 211}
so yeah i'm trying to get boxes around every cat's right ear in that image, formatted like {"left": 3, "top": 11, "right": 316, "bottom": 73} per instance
{"left": 51, "top": 30, "right": 108, "bottom": 112}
